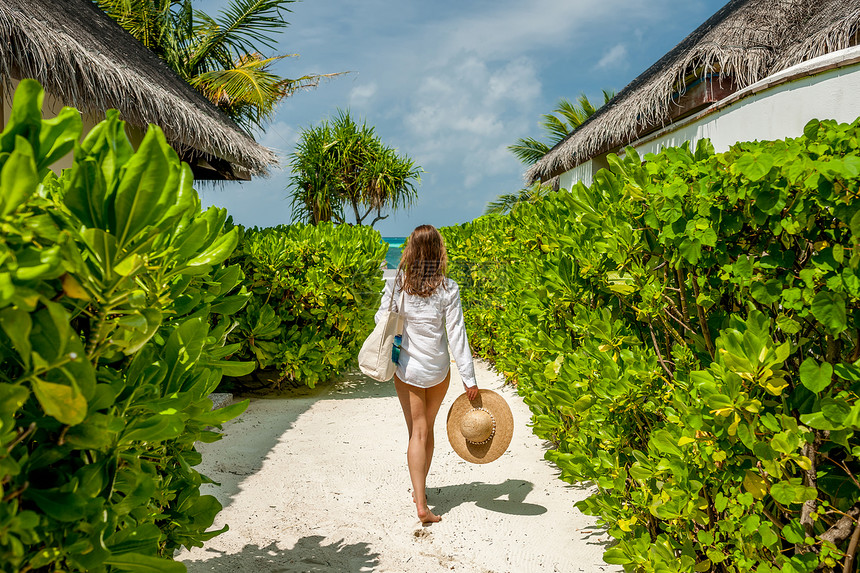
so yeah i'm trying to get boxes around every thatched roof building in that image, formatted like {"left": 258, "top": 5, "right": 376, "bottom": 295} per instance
{"left": 0, "top": 0, "right": 277, "bottom": 180}
{"left": 527, "top": 0, "right": 860, "bottom": 185}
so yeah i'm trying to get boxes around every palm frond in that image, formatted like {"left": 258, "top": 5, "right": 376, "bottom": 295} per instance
{"left": 577, "top": 93, "right": 598, "bottom": 118}
{"left": 484, "top": 192, "right": 524, "bottom": 215}
{"left": 511, "top": 91, "right": 614, "bottom": 166}
{"left": 507, "top": 138, "right": 550, "bottom": 165}
{"left": 541, "top": 113, "right": 573, "bottom": 142}
{"left": 484, "top": 183, "right": 553, "bottom": 215}
{"left": 189, "top": 0, "right": 293, "bottom": 69}
{"left": 602, "top": 88, "right": 617, "bottom": 104}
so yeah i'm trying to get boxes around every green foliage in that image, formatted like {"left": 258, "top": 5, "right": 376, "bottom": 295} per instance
{"left": 444, "top": 118, "right": 860, "bottom": 572}
{"left": 0, "top": 80, "right": 250, "bottom": 572}
{"left": 288, "top": 109, "right": 421, "bottom": 227}
{"left": 227, "top": 222, "right": 386, "bottom": 387}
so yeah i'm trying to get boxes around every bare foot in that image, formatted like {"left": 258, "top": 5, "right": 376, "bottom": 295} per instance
{"left": 416, "top": 505, "right": 441, "bottom": 523}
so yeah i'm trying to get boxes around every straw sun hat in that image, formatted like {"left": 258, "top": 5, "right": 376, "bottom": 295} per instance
{"left": 446, "top": 389, "right": 513, "bottom": 464}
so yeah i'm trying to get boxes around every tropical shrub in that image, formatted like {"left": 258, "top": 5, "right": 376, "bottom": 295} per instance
{"left": 0, "top": 80, "right": 251, "bottom": 572}
{"left": 443, "top": 118, "right": 860, "bottom": 572}
{"left": 227, "top": 222, "right": 386, "bottom": 387}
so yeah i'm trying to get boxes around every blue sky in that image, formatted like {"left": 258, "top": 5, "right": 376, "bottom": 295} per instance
{"left": 198, "top": 0, "right": 727, "bottom": 236}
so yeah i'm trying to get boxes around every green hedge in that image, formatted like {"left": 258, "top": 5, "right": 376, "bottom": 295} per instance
{"left": 0, "top": 80, "right": 251, "bottom": 572}
{"left": 443, "top": 118, "right": 860, "bottom": 572}
{"left": 226, "top": 222, "right": 385, "bottom": 387}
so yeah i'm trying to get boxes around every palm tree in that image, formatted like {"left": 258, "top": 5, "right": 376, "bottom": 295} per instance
{"left": 289, "top": 110, "right": 421, "bottom": 227}
{"left": 487, "top": 90, "right": 615, "bottom": 215}
{"left": 484, "top": 182, "right": 553, "bottom": 216}
{"left": 97, "top": 0, "right": 336, "bottom": 132}
{"left": 508, "top": 90, "right": 616, "bottom": 166}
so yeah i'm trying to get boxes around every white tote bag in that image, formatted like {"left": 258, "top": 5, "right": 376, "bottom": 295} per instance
{"left": 358, "top": 287, "right": 405, "bottom": 381}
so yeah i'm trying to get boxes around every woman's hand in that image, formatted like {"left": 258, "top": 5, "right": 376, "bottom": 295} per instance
{"left": 464, "top": 384, "right": 479, "bottom": 401}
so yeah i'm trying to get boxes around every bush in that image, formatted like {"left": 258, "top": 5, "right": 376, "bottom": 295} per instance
{"left": 443, "top": 118, "right": 860, "bottom": 572}
{"left": 0, "top": 80, "right": 251, "bottom": 572}
{"left": 226, "top": 222, "right": 386, "bottom": 387}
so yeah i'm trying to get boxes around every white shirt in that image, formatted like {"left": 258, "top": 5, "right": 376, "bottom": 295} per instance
{"left": 375, "top": 277, "right": 477, "bottom": 388}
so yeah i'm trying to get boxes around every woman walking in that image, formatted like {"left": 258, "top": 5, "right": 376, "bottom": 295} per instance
{"left": 376, "top": 224, "right": 478, "bottom": 523}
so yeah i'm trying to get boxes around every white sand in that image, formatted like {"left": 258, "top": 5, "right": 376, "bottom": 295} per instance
{"left": 178, "top": 360, "right": 620, "bottom": 573}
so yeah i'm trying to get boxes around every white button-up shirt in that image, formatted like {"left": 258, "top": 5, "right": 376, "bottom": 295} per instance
{"left": 375, "top": 277, "right": 477, "bottom": 388}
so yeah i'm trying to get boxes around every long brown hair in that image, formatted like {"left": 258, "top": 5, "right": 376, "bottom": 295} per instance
{"left": 396, "top": 224, "right": 448, "bottom": 296}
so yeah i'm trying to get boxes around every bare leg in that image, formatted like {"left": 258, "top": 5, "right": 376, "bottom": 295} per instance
{"left": 422, "top": 371, "right": 450, "bottom": 480}
{"left": 395, "top": 373, "right": 450, "bottom": 523}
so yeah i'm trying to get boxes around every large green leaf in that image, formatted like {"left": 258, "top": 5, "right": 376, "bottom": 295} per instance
{"left": 37, "top": 106, "right": 83, "bottom": 170}
{"left": 736, "top": 152, "right": 774, "bottom": 181}
{"left": 211, "top": 359, "right": 255, "bottom": 377}
{"left": 0, "top": 136, "right": 39, "bottom": 217}
{"left": 743, "top": 471, "right": 768, "bottom": 499}
{"left": 0, "top": 78, "right": 43, "bottom": 152}
{"left": 104, "top": 553, "right": 186, "bottom": 573}
{"left": 113, "top": 127, "right": 173, "bottom": 246}
{"left": 811, "top": 291, "right": 847, "bottom": 334}
{"left": 194, "top": 399, "right": 249, "bottom": 426}
{"left": 106, "top": 523, "right": 162, "bottom": 555}
{"left": 64, "top": 157, "right": 107, "bottom": 228}
{"left": 650, "top": 429, "right": 681, "bottom": 457}
{"left": 25, "top": 488, "right": 90, "bottom": 522}
{"left": 186, "top": 227, "right": 239, "bottom": 267}
{"left": 0, "top": 383, "right": 29, "bottom": 417}
{"left": 799, "top": 358, "right": 832, "bottom": 393}
{"left": 0, "top": 307, "right": 32, "bottom": 369}
{"left": 120, "top": 414, "right": 185, "bottom": 444}
{"left": 81, "top": 228, "right": 118, "bottom": 278}
{"left": 31, "top": 378, "right": 87, "bottom": 425}
{"left": 164, "top": 318, "right": 209, "bottom": 393}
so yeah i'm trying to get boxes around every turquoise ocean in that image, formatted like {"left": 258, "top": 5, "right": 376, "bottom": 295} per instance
{"left": 382, "top": 236, "right": 406, "bottom": 269}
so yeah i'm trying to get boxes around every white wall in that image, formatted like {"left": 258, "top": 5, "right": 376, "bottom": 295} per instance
{"left": 634, "top": 56, "right": 860, "bottom": 158}
{"left": 559, "top": 46, "right": 860, "bottom": 187}
{"left": 559, "top": 160, "right": 593, "bottom": 190}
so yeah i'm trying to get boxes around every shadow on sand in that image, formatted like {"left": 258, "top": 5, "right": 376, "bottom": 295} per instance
{"left": 429, "top": 478, "right": 548, "bottom": 516}
{"left": 199, "top": 369, "right": 396, "bottom": 508}
{"left": 184, "top": 536, "right": 379, "bottom": 573}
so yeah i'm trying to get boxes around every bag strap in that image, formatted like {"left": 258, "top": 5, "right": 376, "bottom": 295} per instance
{"left": 397, "top": 290, "right": 406, "bottom": 335}
{"left": 388, "top": 274, "right": 398, "bottom": 311}
{"left": 389, "top": 276, "right": 406, "bottom": 336}
{"left": 389, "top": 272, "right": 406, "bottom": 313}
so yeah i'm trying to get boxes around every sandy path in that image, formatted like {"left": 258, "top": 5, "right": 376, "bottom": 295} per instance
{"left": 178, "top": 360, "right": 619, "bottom": 573}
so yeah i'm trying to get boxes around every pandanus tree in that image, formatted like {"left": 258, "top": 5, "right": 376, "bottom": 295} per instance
{"left": 97, "top": 0, "right": 336, "bottom": 132}
{"left": 289, "top": 110, "right": 421, "bottom": 227}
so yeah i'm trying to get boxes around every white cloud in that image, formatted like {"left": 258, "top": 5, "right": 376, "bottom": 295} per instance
{"left": 349, "top": 82, "right": 378, "bottom": 106}
{"left": 431, "top": 0, "right": 657, "bottom": 61}
{"left": 595, "top": 43, "right": 629, "bottom": 70}
{"left": 403, "top": 54, "right": 539, "bottom": 192}
{"left": 463, "top": 144, "right": 515, "bottom": 188}
{"left": 209, "top": 0, "right": 722, "bottom": 234}
{"left": 485, "top": 58, "right": 541, "bottom": 105}
{"left": 255, "top": 120, "right": 298, "bottom": 157}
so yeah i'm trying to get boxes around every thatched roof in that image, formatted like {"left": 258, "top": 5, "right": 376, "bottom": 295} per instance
{"left": 527, "top": 0, "right": 860, "bottom": 184}
{"left": 0, "top": 0, "right": 278, "bottom": 179}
